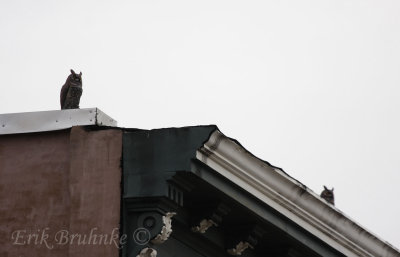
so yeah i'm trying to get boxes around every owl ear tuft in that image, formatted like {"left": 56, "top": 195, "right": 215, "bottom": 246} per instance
{"left": 79, "top": 72, "right": 82, "bottom": 76}
{"left": 70, "top": 69, "right": 76, "bottom": 75}
{"left": 332, "top": 187, "right": 334, "bottom": 191}
{"left": 324, "top": 185, "right": 328, "bottom": 190}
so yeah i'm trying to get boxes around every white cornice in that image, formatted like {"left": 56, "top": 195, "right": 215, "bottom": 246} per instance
{"left": 196, "top": 130, "right": 400, "bottom": 257}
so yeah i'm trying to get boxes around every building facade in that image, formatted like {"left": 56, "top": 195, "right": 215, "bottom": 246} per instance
{"left": 1, "top": 108, "right": 399, "bottom": 257}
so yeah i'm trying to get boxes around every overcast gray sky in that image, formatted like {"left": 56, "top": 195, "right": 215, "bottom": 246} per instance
{"left": 1, "top": 0, "right": 399, "bottom": 250}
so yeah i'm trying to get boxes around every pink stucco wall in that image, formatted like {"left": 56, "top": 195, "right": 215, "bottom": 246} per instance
{"left": 0, "top": 126, "right": 122, "bottom": 257}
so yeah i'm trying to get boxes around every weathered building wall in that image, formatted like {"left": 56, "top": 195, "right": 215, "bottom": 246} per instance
{"left": 0, "top": 130, "right": 71, "bottom": 257}
{"left": 0, "top": 127, "right": 122, "bottom": 257}
{"left": 67, "top": 127, "right": 122, "bottom": 256}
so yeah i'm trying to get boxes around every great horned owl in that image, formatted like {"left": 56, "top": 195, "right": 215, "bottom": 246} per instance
{"left": 320, "top": 186, "right": 335, "bottom": 205}
{"left": 60, "top": 69, "right": 82, "bottom": 109}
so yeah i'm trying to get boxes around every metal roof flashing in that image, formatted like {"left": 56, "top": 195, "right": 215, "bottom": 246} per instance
{"left": 0, "top": 108, "right": 117, "bottom": 135}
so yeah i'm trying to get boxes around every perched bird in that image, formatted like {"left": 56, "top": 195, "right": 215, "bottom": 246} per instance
{"left": 60, "top": 69, "right": 82, "bottom": 109}
{"left": 320, "top": 186, "right": 335, "bottom": 205}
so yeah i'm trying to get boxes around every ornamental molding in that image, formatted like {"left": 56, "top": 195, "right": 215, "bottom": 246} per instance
{"left": 191, "top": 219, "right": 217, "bottom": 233}
{"left": 197, "top": 130, "right": 400, "bottom": 257}
{"left": 151, "top": 212, "right": 176, "bottom": 244}
{"left": 191, "top": 203, "right": 230, "bottom": 234}
{"left": 227, "top": 241, "right": 253, "bottom": 256}
{"left": 136, "top": 247, "right": 157, "bottom": 257}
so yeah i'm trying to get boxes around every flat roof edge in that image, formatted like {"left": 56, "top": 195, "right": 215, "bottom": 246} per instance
{"left": 0, "top": 108, "right": 117, "bottom": 135}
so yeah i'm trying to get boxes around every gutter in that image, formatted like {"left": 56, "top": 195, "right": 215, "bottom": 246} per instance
{"left": 197, "top": 130, "right": 400, "bottom": 257}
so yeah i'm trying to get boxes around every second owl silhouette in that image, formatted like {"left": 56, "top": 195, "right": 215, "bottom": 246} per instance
{"left": 320, "top": 186, "right": 335, "bottom": 205}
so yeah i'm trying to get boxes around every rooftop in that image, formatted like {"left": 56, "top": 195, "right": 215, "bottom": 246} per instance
{"left": 1, "top": 109, "right": 399, "bottom": 257}
{"left": 0, "top": 108, "right": 116, "bottom": 135}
